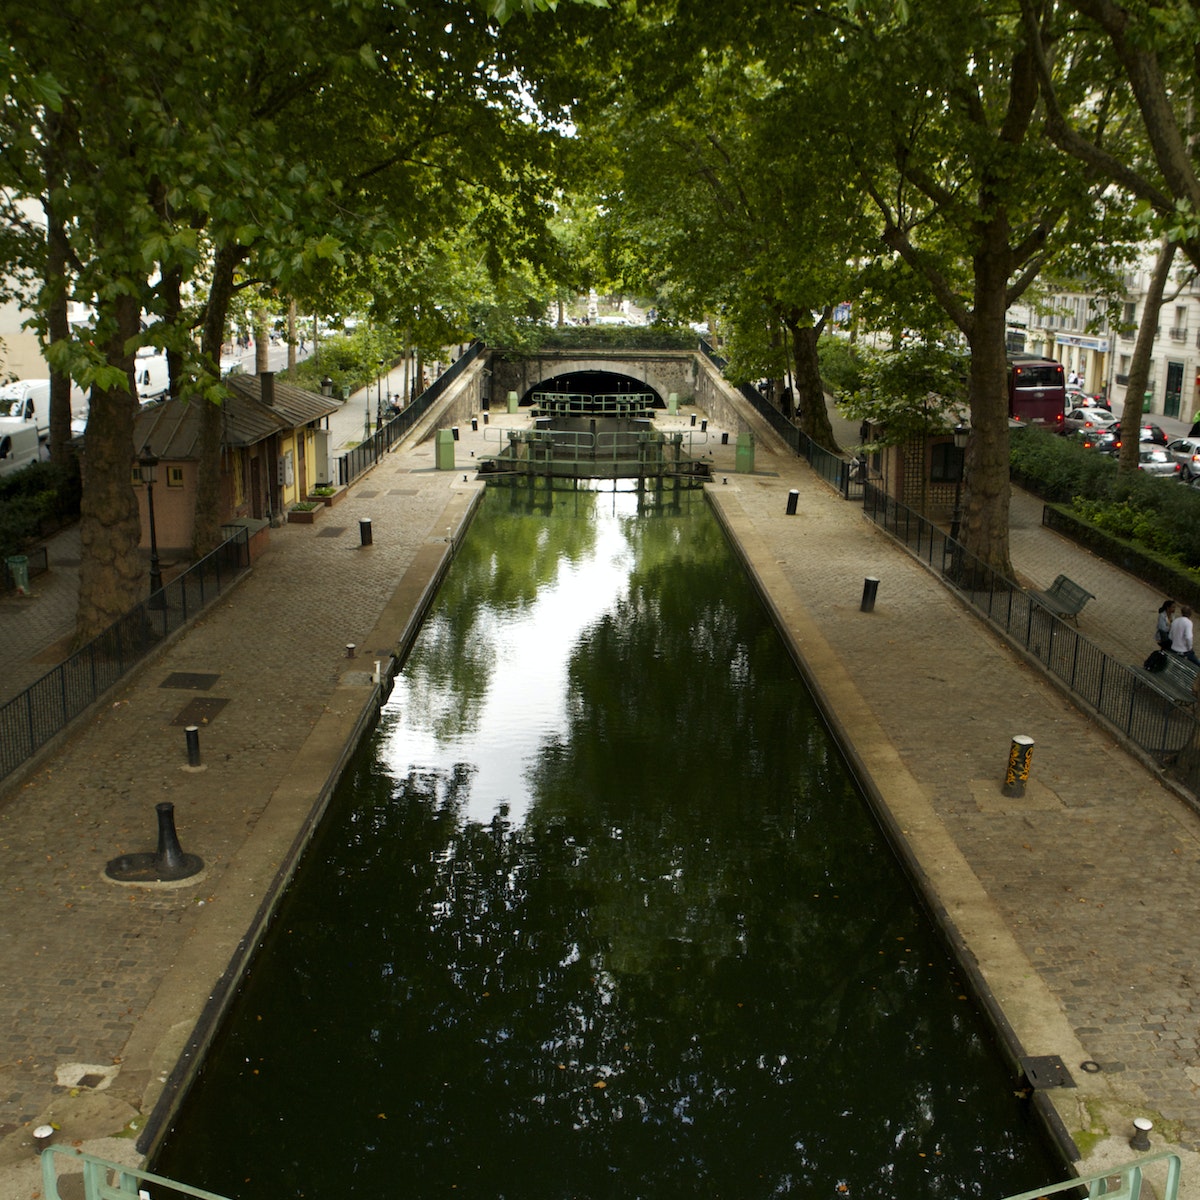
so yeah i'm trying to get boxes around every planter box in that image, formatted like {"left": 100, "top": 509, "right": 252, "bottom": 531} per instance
{"left": 307, "top": 487, "right": 346, "bottom": 508}
{"left": 288, "top": 506, "right": 320, "bottom": 525}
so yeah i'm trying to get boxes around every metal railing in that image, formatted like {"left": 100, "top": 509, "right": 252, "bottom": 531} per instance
{"left": 337, "top": 340, "right": 485, "bottom": 487}
{"left": 42, "top": 1146, "right": 234, "bottom": 1200}
{"left": 698, "top": 339, "right": 864, "bottom": 498}
{"left": 1000, "top": 1151, "right": 1180, "bottom": 1200}
{"left": 0, "top": 526, "right": 250, "bottom": 784}
{"left": 862, "top": 482, "right": 1200, "bottom": 793}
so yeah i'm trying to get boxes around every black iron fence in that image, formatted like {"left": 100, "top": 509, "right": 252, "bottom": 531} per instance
{"left": 698, "top": 339, "right": 864, "bottom": 499}
{"left": 337, "top": 341, "right": 485, "bottom": 488}
{"left": 861, "top": 482, "right": 1200, "bottom": 795}
{"left": 0, "top": 526, "right": 251, "bottom": 785}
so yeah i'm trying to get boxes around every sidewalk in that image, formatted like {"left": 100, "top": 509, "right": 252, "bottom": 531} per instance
{"left": 2, "top": 391, "right": 1200, "bottom": 1196}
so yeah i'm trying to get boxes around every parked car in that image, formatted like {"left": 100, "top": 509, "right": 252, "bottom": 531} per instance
{"left": 1141, "top": 422, "right": 1168, "bottom": 446}
{"left": 1066, "top": 387, "right": 1106, "bottom": 410}
{"left": 1091, "top": 430, "right": 1122, "bottom": 454}
{"left": 1063, "top": 406, "right": 1119, "bottom": 434}
{"left": 1137, "top": 447, "right": 1181, "bottom": 476}
{"left": 1166, "top": 437, "right": 1200, "bottom": 480}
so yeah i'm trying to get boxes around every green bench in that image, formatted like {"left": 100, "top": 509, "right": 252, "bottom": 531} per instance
{"left": 1033, "top": 574, "right": 1094, "bottom": 624}
{"left": 1145, "top": 653, "right": 1200, "bottom": 706}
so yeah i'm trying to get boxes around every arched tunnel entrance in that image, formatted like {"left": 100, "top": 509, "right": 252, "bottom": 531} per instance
{"left": 516, "top": 369, "right": 664, "bottom": 409}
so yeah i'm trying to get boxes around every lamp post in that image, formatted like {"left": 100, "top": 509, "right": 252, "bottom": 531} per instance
{"left": 320, "top": 375, "right": 333, "bottom": 398}
{"left": 376, "top": 358, "right": 385, "bottom": 430}
{"left": 138, "top": 454, "right": 164, "bottom": 605}
{"left": 950, "top": 422, "right": 970, "bottom": 542}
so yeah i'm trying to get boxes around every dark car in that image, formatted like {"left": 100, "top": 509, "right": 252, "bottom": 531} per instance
{"left": 1140, "top": 422, "right": 1168, "bottom": 446}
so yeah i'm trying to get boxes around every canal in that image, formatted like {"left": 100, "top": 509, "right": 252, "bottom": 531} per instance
{"left": 153, "top": 482, "right": 1065, "bottom": 1198}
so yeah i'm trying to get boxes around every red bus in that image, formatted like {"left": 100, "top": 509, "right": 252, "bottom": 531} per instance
{"left": 1008, "top": 356, "right": 1066, "bottom": 433}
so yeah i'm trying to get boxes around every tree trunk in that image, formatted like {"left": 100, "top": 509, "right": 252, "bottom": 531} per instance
{"left": 192, "top": 241, "right": 245, "bottom": 557}
{"left": 43, "top": 110, "right": 75, "bottom": 466}
{"left": 785, "top": 316, "right": 839, "bottom": 453}
{"left": 255, "top": 308, "right": 270, "bottom": 374}
{"left": 963, "top": 243, "right": 1015, "bottom": 579}
{"left": 74, "top": 293, "right": 143, "bottom": 646}
{"left": 1118, "top": 238, "right": 1175, "bottom": 472}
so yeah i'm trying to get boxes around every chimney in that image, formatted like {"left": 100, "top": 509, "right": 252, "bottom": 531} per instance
{"left": 261, "top": 371, "right": 275, "bottom": 407}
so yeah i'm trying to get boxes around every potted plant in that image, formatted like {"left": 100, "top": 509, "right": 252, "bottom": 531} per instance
{"left": 288, "top": 500, "right": 321, "bottom": 524}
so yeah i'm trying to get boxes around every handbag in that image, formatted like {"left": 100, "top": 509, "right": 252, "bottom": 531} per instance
{"left": 1144, "top": 649, "right": 1169, "bottom": 673}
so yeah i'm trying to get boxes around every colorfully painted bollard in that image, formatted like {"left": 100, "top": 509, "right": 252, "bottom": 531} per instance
{"left": 1001, "top": 735, "right": 1035, "bottom": 797}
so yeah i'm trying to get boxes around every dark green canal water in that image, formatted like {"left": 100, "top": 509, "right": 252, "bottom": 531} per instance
{"left": 154, "top": 483, "right": 1064, "bottom": 1198}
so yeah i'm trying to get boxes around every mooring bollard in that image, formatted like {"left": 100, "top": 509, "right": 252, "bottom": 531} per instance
{"left": 359, "top": 517, "right": 373, "bottom": 546}
{"left": 860, "top": 577, "right": 880, "bottom": 612}
{"left": 185, "top": 724, "right": 201, "bottom": 768}
{"left": 1001, "top": 734, "right": 1035, "bottom": 797}
{"left": 1130, "top": 1117, "right": 1153, "bottom": 1151}
{"left": 786, "top": 489, "right": 799, "bottom": 515}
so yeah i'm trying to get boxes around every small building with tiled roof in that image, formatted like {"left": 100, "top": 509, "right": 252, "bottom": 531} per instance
{"left": 132, "top": 371, "right": 340, "bottom": 554}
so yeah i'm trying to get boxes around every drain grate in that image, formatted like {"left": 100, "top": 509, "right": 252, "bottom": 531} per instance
{"left": 171, "top": 697, "right": 229, "bottom": 727}
{"left": 317, "top": 526, "right": 347, "bottom": 538}
{"left": 1020, "top": 1055, "right": 1076, "bottom": 1090}
{"left": 160, "top": 672, "right": 220, "bottom": 690}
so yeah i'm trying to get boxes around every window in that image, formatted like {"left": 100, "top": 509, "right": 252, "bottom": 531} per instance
{"left": 930, "top": 442, "right": 964, "bottom": 484}
{"left": 167, "top": 465, "right": 184, "bottom": 488}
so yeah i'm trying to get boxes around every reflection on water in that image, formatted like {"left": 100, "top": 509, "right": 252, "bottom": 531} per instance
{"left": 154, "top": 482, "right": 1064, "bottom": 1199}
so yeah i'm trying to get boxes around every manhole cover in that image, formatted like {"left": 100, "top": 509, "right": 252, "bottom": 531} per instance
{"left": 390, "top": 488, "right": 420, "bottom": 496}
{"left": 317, "top": 526, "right": 347, "bottom": 538}
{"left": 171, "top": 697, "right": 229, "bottom": 726}
{"left": 160, "top": 672, "right": 220, "bottom": 690}
{"left": 1020, "top": 1055, "right": 1076, "bottom": 1089}
{"left": 357, "top": 490, "right": 380, "bottom": 498}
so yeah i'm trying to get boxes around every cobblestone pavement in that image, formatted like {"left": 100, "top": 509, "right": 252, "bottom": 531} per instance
{"left": 2, "top": 386, "right": 1200, "bottom": 1198}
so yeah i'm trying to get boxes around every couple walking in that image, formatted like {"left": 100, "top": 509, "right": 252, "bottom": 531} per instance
{"left": 1157, "top": 599, "right": 1200, "bottom": 665}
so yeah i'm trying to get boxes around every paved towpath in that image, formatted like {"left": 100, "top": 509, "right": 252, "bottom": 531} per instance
{"left": 2, "top": 385, "right": 1200, "bottom": 1199}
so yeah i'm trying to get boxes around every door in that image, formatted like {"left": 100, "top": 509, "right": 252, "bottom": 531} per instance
{"left": 1166, "top": 360, "right": 1184, "bottom": 418}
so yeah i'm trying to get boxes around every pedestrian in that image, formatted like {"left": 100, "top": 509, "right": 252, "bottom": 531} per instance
{"left": 1157, "top": 599, "right": 1177, "bottom": 649}
{"left": 1169, "top": 604, "right": 1200, "bottom": 665}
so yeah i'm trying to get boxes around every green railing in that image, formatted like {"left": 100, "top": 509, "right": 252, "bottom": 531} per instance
{"left": 41, "top": 1144, "right": 1181, "bottom": 1200}
{"left": 42, "top": 1146, "right": 234, "bottom": 1200}
{"left": 1000, "top": 1151, "right": 1181, "bottom": 1200}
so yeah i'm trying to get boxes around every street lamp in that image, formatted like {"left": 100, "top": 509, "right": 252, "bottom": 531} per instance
{"left": 376, "top": 358, "right": 385, "bottom": 430}
{"left": 950, "top": 422, "right": 970, "bottom": 542}
{"left": 138, "top": 453, "right": 164, "bottom": 605}
{"left": 320, "top": 375, "right": 333, "bottom": 398}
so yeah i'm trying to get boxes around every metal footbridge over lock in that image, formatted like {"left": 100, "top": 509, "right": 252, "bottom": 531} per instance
{"left": 38, "top": 1144, "right": 1184, "bottom": 1200}
{"left": 477, "top": 387, "right": 715, "bottom": 484}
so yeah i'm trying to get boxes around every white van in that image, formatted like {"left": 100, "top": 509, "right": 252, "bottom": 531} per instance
{"left": 134, "top": 348, "right": 170, "bottom": 403}
{"left": 0, "top": 379, "right": 51, "bottom": 438}
{"left": 0, "top": 424, "right": 43, "bottom": 477}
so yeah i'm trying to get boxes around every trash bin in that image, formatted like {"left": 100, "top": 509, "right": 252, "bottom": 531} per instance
{"left": 5, "top": 554, "right": 29, "bottom": 595}
{"left": 435, "top": 428, "right": 455, "bottom": 470}
{"left": 736, "top": 431, "right": 756, "bottom": 474}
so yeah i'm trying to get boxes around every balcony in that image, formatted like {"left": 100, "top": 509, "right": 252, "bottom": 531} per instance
{"left": 1170, "top": 326, "right": 1188, "bottom": 341}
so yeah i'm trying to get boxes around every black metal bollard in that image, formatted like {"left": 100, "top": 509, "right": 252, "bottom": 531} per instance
{"left": 860, "top": 577, "right": 880, "bottom": 612}
{"left": 690, "top": 413, "right": 697, "bottom": 426}
{"left": 471, "top": 418, "right": 478, "bottom": 431}
{"left": 786, "top": 489, "right": 799, "bottom": 515}
{"left": 701, "top": 419, "right": 708, "bottom": 432}
{"left": 1001, "top": 735, "right": 1035, "bottom": 797}
{"left": 154, "top": 803, "right": 194, "bottom": 880}
{"left": 451, "top": 426, "right": 459, "bottom": 441}
{"left": 721, "top": 431, "right": 729, "bottom": 444}
{"left": 483, "top": 413, "right": 489, "bottom": 424}
{"left": 359, "top": 517, "right": 373, "bottom": 546}
{"left": 185, "top": 724, "right": 201, "bottom": 768}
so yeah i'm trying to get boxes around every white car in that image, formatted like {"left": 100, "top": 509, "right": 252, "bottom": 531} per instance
{"left": 1063, "top": 406, "right": 1119, "bottom": 434}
